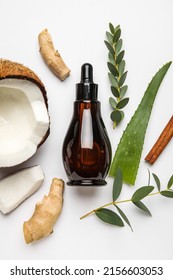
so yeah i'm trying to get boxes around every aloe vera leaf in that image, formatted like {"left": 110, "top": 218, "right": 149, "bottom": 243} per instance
{"left": 109, "top": 62, "right": 172, "bottom": 185}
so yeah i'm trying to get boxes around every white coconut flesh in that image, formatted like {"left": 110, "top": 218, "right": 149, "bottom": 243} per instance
{"left": 0, "top": 165, "right": 44, "bottom": 214}
{"left": 0, "top": 78, "right": 49, "bottom": 167}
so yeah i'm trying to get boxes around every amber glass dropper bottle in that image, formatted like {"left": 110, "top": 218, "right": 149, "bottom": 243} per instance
{"left": 62, "top": 63, "right": 112, "bottom": 186}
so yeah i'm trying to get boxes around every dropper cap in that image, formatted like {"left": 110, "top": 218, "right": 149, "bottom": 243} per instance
{"left": 76, "top": 63, "right": 98, "bottom": 101}
{"left": 80, "top": 63, "right": 93, "bottom": 83}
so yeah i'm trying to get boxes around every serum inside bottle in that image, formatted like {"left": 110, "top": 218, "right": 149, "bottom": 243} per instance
{"left": 62, "top": 63, "right": 112, "bottom": 186}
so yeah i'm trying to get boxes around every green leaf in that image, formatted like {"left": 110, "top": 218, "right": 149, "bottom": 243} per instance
{"left": 115, "top": 39, "right": 122, "bottom": 55}
{"left": 114, "top": 205, "right": 133, "bottom": 231}
{"left": 113, "top": 29, "right": 121, "bottom": 43}
{"left": 106, "top": 31, "right": 113, "bottom": 44}
{"left": 111, "top": 86, "right": 120, "bottom": 98}
{"left": 132, "top": 186, "right": 154, "bottom": 202}
{"left": 108, "top": 52, "right": 115, "bottom": 64}
{"left": 160, "top": 190, "right": 173, "bottom": 198}
{"left": 108, "top": 73, "right": 118, "bottom": 88}
{"left": 107, "top": 62, "right": 119, "bottom": 77}
{"left": 120, "top": 85, "right": 128, "bottom": 98}
{"left": 114, "top": 24, "right": 120, "bottom": 33}
{"left": 95, "top": 208, "right": 124, "bottom": 226}
{"left": 118, "top": 60, "right": 125, "bottom": 76}
{"left": 133, "top": 201, "right": 152, "bottom": 215}
{"left": 109, "top": 62, "right": 172, "bottom": 185}
{"left": 119, "top": 71, "right": 128, "bottom": 87}
{"left": 116, "top": 97, "right": 129, "bottom": 109}
{"left": 109, "top": 97, "right": 117, "bottom": 109}
{"left": 152, "top": 173, "right": 161, "bottom": 191}
{"left": 119, "top": 110, "right": 124, "bottom": 121}
{"left": 109, "top": 22, "right": 115, "bottom": 34}
{"left": 104, "top": 40, "right": 115, "bottom": 55}
{"left": 167, "top": 175, "right": 173, "bottom": 189}
{"left": 113, "top": 168, "right": 122, "bottom": 201}
{"left": 110, "top": 110, "right": 123, "bottom": 124}
{"left": 116, "top": 50, "right": 125, "bottom": 64}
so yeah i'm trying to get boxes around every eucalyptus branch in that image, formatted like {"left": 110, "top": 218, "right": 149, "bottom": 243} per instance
{"left": 80, "top": 170, "right": 173, "bottom": 230}
{"left": 105, "top": 23, "right": 129, "bottom": 128}
{"left": 80, "top": 192, "right": 160, "bottom": 220}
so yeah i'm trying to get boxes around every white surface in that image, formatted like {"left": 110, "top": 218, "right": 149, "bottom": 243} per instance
{"left": 0, "top": 0, "right": 173, "bottom": 260}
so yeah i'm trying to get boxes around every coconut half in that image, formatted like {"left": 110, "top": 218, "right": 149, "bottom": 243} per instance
{"left": 0, "top": 59, "right": 50, "bottom": 167}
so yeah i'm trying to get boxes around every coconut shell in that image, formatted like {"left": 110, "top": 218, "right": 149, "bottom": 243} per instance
{"left": 0, "top": 59, "right": 48, "bottom": 106}
{"left": 0, "top": 59, "right": 50, "bottom": 147}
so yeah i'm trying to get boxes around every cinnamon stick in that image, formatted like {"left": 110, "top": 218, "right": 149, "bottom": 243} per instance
{"left": 145, "top": 115, "right": 173, "bottom": 164}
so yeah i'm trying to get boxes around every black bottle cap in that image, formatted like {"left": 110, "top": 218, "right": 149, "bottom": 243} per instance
{"left": 80, "top": 63, "right": 93, "bottom": 83}
{"left": 76, "top": 63, "right": 98, "bottom": 101}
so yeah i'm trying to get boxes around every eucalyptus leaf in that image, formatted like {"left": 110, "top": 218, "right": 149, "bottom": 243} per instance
{"left": 108, "top": 73, "right": 118, "bottom": 88}
{"left": 95, "top": 208, "right": 124, "bottom": 226}
{"left": 120, "top": 85, "right": 128, "bottom": 98}
{"left": 115, "top": 39, "right": 123, "bottom": 55}
{"left": 116, "top": 97, "right": 129, "bottom": 109}
{"left": 109, "top": 97, "right": 117, "bottom": 109}
{"left": 114, "top": 205, "right": 133, "bottom": 231}
{"left": 114, "top": 24, "right": 120, "bottom": 33}
{"left": 119, "top": 71, "right": 128, "bottom": 87}
{"left": 133, "top": 201, "right": 152, "bottom": 215}
{"left": 160, "top": 190, "right": 173, "bottom": 198}
{"left": 110, "top": 110, "right": 122, "bottom": 123}
{"left": 108, "top": 52, "right": 115, "bottom": 64}
{"left": 104, "top": 40, "right": 115, "bottom": 55}
{"left": 120, "top": 110, "right": 124, "bottom": 120}
{"left": 113, "top": 168, "right": 122, "bottom": 201}
{"left": 109, "top": 22, "right": 115, "bottom": 34}
{"left": 167, "top": 175, "right": 173, "bottom": 189}
{"left": 107, "top": 62, "right": 119, "bottom": 77}
{"left": 132, "top": 186, "right": 154, "bottom": 202}
{"left": 118, "top": 60, "right": 125, "bottom": 76}
{"left": 106, "top": 31, "right": 113, "bottom": 44}
{"left": 152, "top": 173, "right": 161, "bottom": 191}
{"left": 116, "top": 50, "right": 125, "bottom": 64}
{"left": 111, "top": 86, "right": 120, "bottom": 98}
{"left": 113, "top": 29, "right": 121, "bottom": 44}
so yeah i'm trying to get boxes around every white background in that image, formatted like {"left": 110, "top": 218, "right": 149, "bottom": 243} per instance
{"left": 0, "top": 0, "right": 173, "bottom": 260}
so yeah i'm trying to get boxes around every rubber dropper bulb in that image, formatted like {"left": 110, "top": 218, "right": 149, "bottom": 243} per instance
{"left": 80, "top": 63, "right": 93, "bottom": 83}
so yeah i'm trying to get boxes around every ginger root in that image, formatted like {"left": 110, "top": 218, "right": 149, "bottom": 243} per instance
{"left": 23, "top": 178, "right": 64, "bottom": 244}
{"left": 38, "top": 29, "right": 70, "bottom": 81}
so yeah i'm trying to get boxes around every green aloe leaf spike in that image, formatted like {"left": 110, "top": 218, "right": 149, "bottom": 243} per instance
{"left": 109, "top": 62, "right": 172, "bottom": 185}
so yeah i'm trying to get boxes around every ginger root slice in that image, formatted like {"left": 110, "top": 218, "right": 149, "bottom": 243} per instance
{"left": 23, "top": 178, "right": 64, "bottom": 244}
{"left": 38, "top": 29, "right": 70, "bottom": 81}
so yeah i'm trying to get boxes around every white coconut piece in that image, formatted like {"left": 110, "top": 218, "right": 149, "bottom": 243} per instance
{"left": 0, "top": 79, "right": 49, "bottom": 167}
{"left": 0, "top": 165, "right": 44, "bottom": 214}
